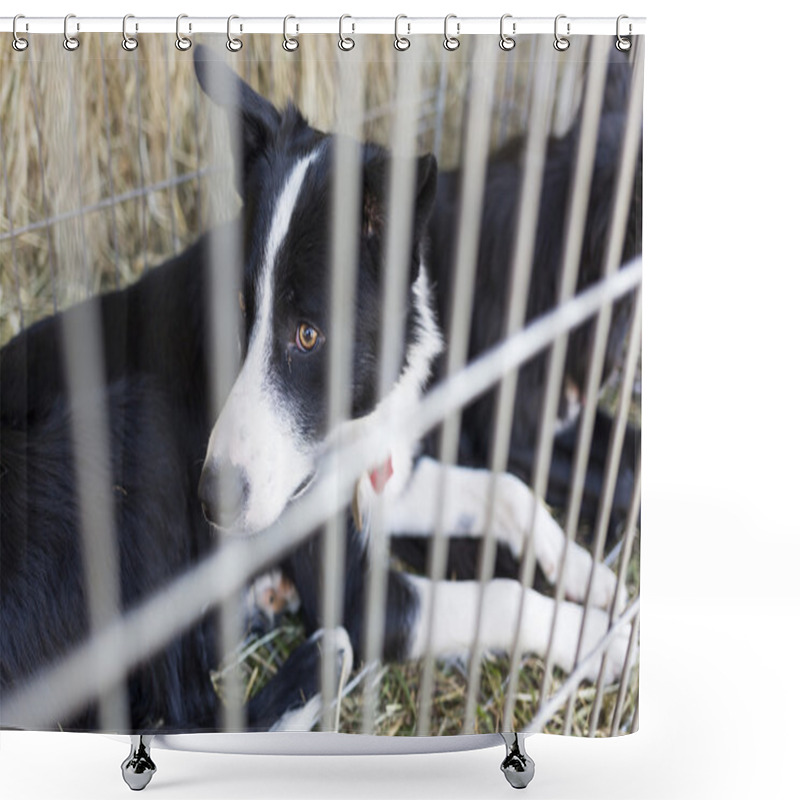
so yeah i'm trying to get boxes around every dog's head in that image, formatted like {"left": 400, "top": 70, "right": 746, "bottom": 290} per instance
{"left": 193, "top": 47, "right": 441, "bottom": 535}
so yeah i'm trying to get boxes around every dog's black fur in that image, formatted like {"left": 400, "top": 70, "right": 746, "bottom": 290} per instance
{"left": 0, "top": 45, "right": 640, "bottom": 732}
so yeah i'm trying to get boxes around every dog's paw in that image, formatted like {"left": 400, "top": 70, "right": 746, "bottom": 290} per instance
{"left": 248, "top": 569, "right": 300, "bottom": 624}
{"left": 561, "top": 544, "right": 623, "bottom": 611}
{"left": 521, "top": 496, "right": 621, "bottom": 611}
{"left": 551, "top": 601, "right": 634, "bottom": 683}
{"left": 492, "top": 472, "right": 537, "bottom": 559}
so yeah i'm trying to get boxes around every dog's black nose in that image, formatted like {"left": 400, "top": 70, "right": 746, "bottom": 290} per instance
{"left": 198, "top": 461, "right": 248, "bottom": 529}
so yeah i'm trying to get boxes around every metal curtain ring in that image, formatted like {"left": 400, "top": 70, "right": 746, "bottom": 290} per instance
{"left": 122, "top": 14, "right": 138, "bottom": 51}
{"left": 616, "top": 14, "right": 632, "bottom": 52}
{"left": 553, "top": 14, "right": 570, "bottom": 51}
{"left": 499, "top": 14, "right": 516, "bottom": 51}
{"left": 63, "top": 13, "right": 80, "bottom": 51}
{"left": 394, "top": 15, "right": 410, "bottom": 51}
{"left": 175, "top": 14, "right": 192, "bottom": 51}
{"left": 283, "top": 15, "right": 299, "bottom": 52}
{"left": 12, "top": 14, "right": 29, "bottom": 52}
{"left": 227, "top": 15, "right": 243, "bottom": 52}
{"left": 443, "top": 14, "right": 460, "bottom": 51}
{"left": 338, "top": 14, "right": 355, "bottom": 51}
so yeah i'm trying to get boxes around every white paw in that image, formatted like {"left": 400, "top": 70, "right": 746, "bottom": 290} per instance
{"left": 561, "top": 543, "right": 623, "bottom": 611}
{"left": 248, "top": 569, "right": 301, "bottom": 623}
{"left": 492, "top": 472, "right": 537, "bottom": 559}
{"left": 551, "top": 601, "right": 633, "bottom": 683}
{"left": 500, "top": 479, "right": 622, "bottom": 611}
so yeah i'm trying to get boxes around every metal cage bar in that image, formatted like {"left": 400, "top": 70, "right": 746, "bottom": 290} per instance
{"left": 462, "top": 39, "right": 556, "bottom": 734}
{"left": 588, "top": 461, "right": 642, "bottom": 737}
{"left": 27, "top": 55, "right": 60, "bottom": 314}
{"left": 562, "top": 39, "right": 645, "bottom": 735}
{"left": 0, "top": 32, "right": 642, "bottom": 740}
{"left": 2, "top": 257, "right": 641, "bottom": 730}
{"left": 321, "top": 49, "right": 365, "bottom": 733}
{"left": 0, "top": 119, "right": 24, "bottom": 329}
{"left": 505, "top": 35, "right": 610, "bottom": 722}
{"left": 132, "top": 50, "right": 150, "bottom": 271}
{"left": 416, "top": 35, "right": 498, "bottom": 737}
{"left": 360, "top": 49, "right": 425, "bottom": 735}
{"left": 98, "top": 35, "right": 122, "bottom": 287}
{"left": 203, "top": 57, "right": 249, "bottom": 734}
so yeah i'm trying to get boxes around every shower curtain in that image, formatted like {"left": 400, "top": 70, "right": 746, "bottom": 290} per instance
{"left": 0, "top": 21, "right": 642, "bottom": 747}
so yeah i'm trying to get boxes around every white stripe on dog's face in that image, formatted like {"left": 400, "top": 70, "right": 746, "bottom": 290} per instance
{"left": 205, "top": 150, "right": 319, "bottom": 534}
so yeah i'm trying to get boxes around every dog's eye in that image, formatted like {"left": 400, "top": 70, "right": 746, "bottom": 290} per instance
{"left": 238, "top": 291, "right": 246, "bottom": 316}
{"left": 296, "top": 323, "right": 321, "bottom": 353}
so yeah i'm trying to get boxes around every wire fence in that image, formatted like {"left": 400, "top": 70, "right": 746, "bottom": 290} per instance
{"left": 0, "top": 31, "right": 641, "bottom": 739}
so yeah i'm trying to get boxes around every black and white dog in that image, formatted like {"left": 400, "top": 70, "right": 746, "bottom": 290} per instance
{"left": 0, "top": 45, "right": 640, "bottom": 733}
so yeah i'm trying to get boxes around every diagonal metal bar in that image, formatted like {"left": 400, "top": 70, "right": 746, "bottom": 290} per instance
{"left": 523, "top": 596, "right": 640, "bottom": 734}
{"left": 1, "top": 258, "right": 641, "bottom": 731}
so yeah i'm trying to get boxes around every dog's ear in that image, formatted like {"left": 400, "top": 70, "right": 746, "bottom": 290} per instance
{"left": 362, "top": 152, "right": 438, "bottom": 247}
{"left": 194, "top": 44, "right": 281, "bottom": 192}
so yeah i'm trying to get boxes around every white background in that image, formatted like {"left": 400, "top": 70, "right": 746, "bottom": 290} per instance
{"left": 2, "top": 0, "right": 799, "bottom": 798}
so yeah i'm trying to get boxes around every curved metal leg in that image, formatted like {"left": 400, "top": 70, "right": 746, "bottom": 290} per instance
{"left": 121, "top": 735, "right": 157, "bottom": 791}
{"left": 499, "top": 732, "right": 535, "bottom": 790}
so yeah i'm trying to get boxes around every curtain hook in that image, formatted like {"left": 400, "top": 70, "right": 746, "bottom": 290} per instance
{"left": 338, "top": 14, "right": 355, "bottom": 51}
{"left": 443, "top": 14, "right": 460, "bottom": 51}
{"left": 63, "top": 13, "right": 80, "bottom": 51}
{"left": 499, "top": 14, "right": 516, "bottom": 51}
{"left": 227, "top": 15, "right": 243, "bottom": 52}
{"left": 122, "top": 14, "right": 138, "bottom": 51}
{"left": 616, "top": 15, "right": 632, "bottom": 52}
{"left": 553, "top": 14, "right": 570, "bottom": 51}
{"left": 12, "top": 14, "right": 29, "bottom": 52}
{"left": 175, "top": 14, "right": 192, "bottom": 51}
{"left": 394, "top": 15, "right": 410, "bottom": 51}
{"left": 283, "top": 15, "right": 299, "bottom": 52}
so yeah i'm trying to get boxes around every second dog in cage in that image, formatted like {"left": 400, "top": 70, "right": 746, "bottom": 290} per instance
{"left": 0, "top": 44, "right": 640, "bottom": 733}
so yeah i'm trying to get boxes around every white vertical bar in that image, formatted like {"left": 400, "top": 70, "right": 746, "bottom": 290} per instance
{"left": 99, "top": 35, "right": 122, "bottom": 288}
{"left": 205, "top": 54, "right": 246, "bottom": 733}
{"left": 28, "top": 53, "right": 58, "bottom": 313}
{"left": 575, "top": 289, "right": 642, "bottom": 652}
{"left": 68, "top": 53, "right": 91, "bottom": 293}
{"left": 563, "top": 288, "right": 642, "bottom": 735}
{"left": 0, "top": 118, "right": 24, "bottom": 330}
{"left": 504, "top": 35, "right": 610, "bottom": 716}
{"left": 192, "top": 74, "right": 206, "bottom": 230}
{"left": 1, "top": 262, "right": 641, "bottom": 730}
{"left": 561, "top": 39, "right": 644, "bottom": 734}
{"left": 132, "top": 49, "right": 150, "bottom": 271}
{"left": 609, "top": 610, "right": 640, "bottom": 735}
{"left": 51, "top": 44, "right": 129, "bottom": 732}
{"left": 460, "top": 39, "right": 558, "bottom": 733}
{"left": 523, "top": 597, "right": 639, "bottom": 734}
{"left": 609, "top": 460, "right": 642, "bottom": 628}
{"left": 61, "top": 308, "right": 129, "bottom": 732}
{"left": 361, "top": 49, "right": 423, "bottom": 735}
{"left": 540, "top": 288, "right": 641, "bottom": 715}
{"left": 587, "top": 466, "right": 641, "bottom": 736}
{"left": 495, "top": 47, "right": 515, "bottom": 144}
{"left": 432, "top": 57, "right": 449, "bottom": 163}
{"left": 162, "top": 36, "right": 179, "bottom": 254}
{"left": 321, "top": 46, "right": 365, "bottom": 733}
{"left": 417, "top": 35, "right": 497, "bottom": 736}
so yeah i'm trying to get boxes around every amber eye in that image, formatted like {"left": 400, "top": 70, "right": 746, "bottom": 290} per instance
{"left": 238, "top": 291, "right": 246, "bottom": 315}
{"left": 296, "top": 322, "right": 321, "bottom": 353}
